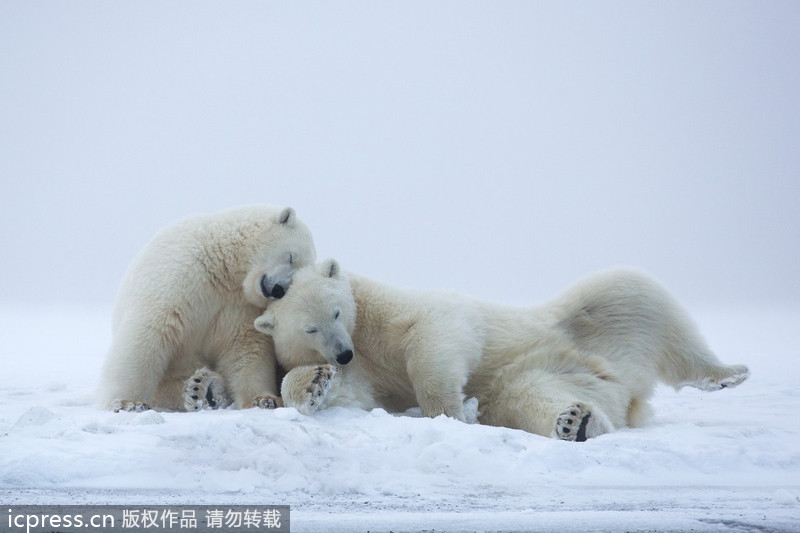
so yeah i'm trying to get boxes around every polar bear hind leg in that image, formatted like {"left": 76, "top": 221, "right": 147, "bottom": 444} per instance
{"left": 556, "top": 268, "right": 750, "bottom": 394}
{"left": 99, "top": 313, "right": 179, "bottom": 411}
{"left": 678, "top": 363, "right": 750, "bottom": 391}
{"left": 476, "top": 356, "right": 625, "bottom": 440}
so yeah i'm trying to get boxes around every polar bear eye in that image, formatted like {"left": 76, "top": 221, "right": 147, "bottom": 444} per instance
{"left": 288, "top": 253, "right": 295, "bottom": 265}
{"left": 334, "top": 308, "right": 340, "bottom": 320}
{"left": 304, "top": 327, "right": 318, "bottom": 334}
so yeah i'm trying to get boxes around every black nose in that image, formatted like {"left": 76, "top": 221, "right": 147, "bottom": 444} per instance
{"left": 336, "top": 349, "right": 353, "bottom": 365}
{"left": 271, "top": 284, "right": 286, "bottom": 299}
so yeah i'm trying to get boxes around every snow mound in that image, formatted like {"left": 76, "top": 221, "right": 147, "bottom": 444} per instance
{"left": 14, "top": 406, "right": 57, "bottom": 428}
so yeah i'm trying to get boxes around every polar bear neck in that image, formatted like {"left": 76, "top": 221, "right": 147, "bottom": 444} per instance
{"left": 193, "top": 218, "right": 273, "bottom": 294}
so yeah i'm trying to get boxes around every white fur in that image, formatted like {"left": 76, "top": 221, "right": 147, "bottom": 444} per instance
{"left": 256, "top": 261, "right": 749, "bottom": 440}
{"left": 97, "top": 205, "right": 316, "bottom": 411}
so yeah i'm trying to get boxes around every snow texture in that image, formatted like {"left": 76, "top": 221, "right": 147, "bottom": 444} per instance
{"left": 1, "top": 304, "right": 799, "bottom": 532}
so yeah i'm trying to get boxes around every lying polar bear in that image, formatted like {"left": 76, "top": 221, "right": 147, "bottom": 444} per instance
{"left": 254, "top": 260, "right": 749, "bottom": 441}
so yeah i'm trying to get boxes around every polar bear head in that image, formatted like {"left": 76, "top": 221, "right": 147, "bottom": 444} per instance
{"left": 242, "top": 206, "right": 317, "bottom": 307}
{"left": 254, "top": 259, "right": 356, "bottom": 368}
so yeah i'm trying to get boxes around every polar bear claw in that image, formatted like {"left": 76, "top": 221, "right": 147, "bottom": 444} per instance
{"left": 111, "top": 399, "right": 150, "bottom": 413}
{"left": 253, "top": 396, "right": 283, "bottom": 409}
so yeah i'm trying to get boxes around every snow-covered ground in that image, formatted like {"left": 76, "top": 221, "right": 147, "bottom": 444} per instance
{"left": 1, "top": 303, "right": 799, "bottom": 532}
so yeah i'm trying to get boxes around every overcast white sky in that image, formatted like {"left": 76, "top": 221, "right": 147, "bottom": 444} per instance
{"left": 1, "top": 1, "right": 798, "bottom": 309}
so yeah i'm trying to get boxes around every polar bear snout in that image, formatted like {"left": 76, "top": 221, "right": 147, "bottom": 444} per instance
{"left": 336, "top": 349, "right": 354, "bottom": 365}
{"left": 260, "top": 275, "right": 287, "bottom": 299}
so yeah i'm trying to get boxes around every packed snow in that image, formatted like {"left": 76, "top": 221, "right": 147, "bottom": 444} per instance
{"left": 1, "top": 303, "right": 799, "bottom": 532}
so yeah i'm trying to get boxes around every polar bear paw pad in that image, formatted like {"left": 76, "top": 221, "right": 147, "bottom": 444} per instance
{"left": 183, "top": 368, "right": 231, "bottom": 411}
{"left": 283, "top": 364, "right": 337, "bottom": 414}
{"left": 304, "top": 365, "right": 336, "bottom": 407}
{"left": 555, "top": 403, "right": 591, "bottom": 442}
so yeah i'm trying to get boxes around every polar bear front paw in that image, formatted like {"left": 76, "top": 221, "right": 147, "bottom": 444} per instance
{"left": 111, "top": 399, "right": 150, "bottom": 413}
{"left": 184, "top": 367, "right": 231, "bottom": 411}
{"left": 252, "top": 396, "right": 283, "bottom": 409}
{"left": 281, "top": 364, "right": 337, "bottom": 415}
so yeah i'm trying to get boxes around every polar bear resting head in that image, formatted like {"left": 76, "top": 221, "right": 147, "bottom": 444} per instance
{"left": 255, "top": 259, "right": 356, "bottom": 367}
{"left": 240, "top": 206, "right": 317, "bottom": 306}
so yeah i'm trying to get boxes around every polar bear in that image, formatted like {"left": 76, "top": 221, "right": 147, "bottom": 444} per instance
{"left": 254, "top": 260, "right": 749, "bottom": 440}
{"left": 97, "top": 205, "right": 316, "bottom": 412}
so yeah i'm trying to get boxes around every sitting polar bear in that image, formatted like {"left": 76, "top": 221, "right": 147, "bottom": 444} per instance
{"left": 97, "top": 205, "right": 316, "bottom": 412}
{"left": 254, "top": 260, "right": 749, "bottom": 441}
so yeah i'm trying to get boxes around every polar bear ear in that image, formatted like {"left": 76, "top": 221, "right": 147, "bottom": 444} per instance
{"left": 254, "top": 311, "right": 276, "bottom": 334}
{"left": 277, "top": 207, "right": 296, "bottom": 226}
{"left": 318, "top": 258, "right": 340, "bottom": 279}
